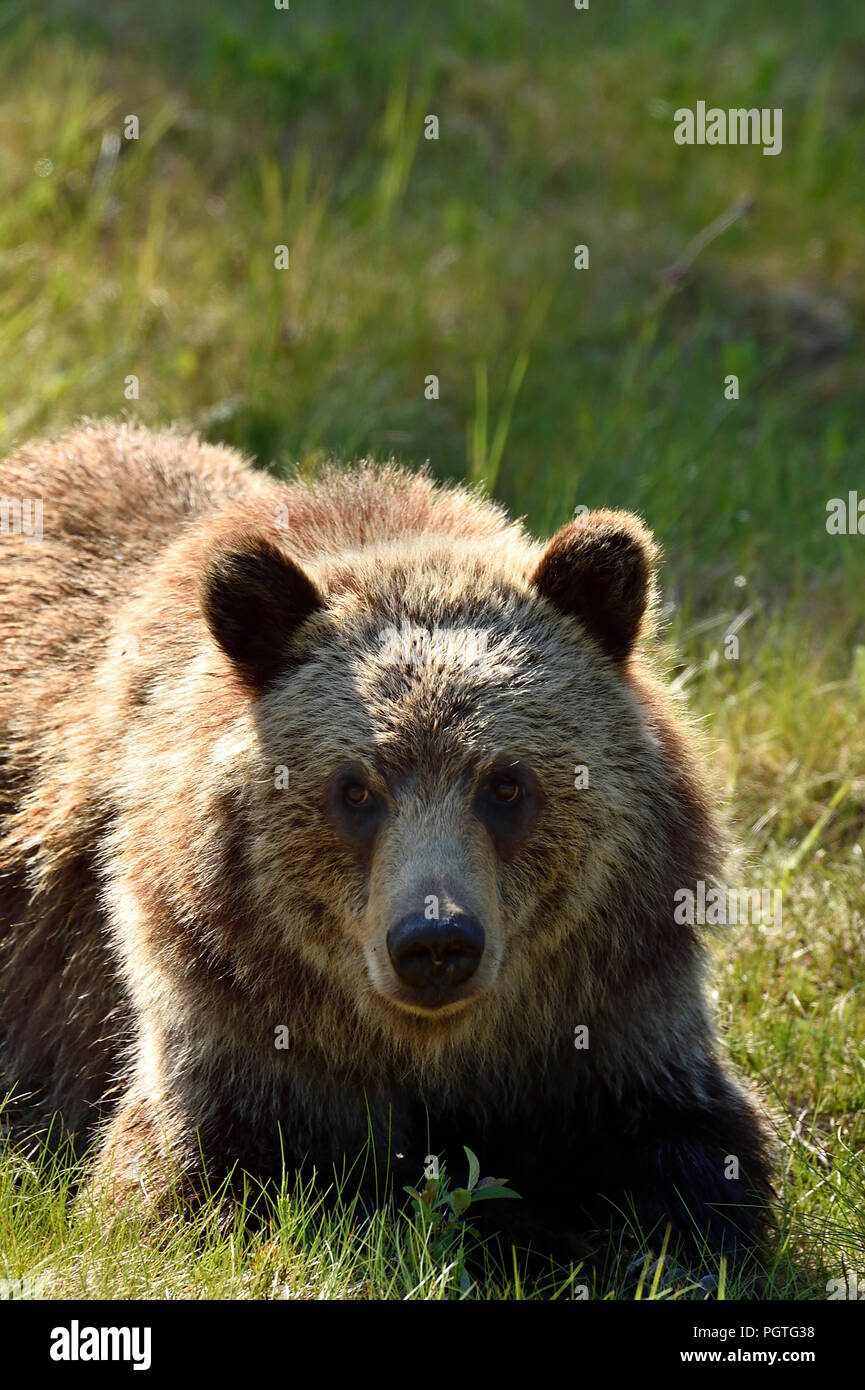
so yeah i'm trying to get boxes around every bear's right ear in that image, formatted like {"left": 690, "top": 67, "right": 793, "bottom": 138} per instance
{"left": 530, "top": 509, "right": 659, "bottom": 663}
{"left": 200, "top": 534, "right": 324, "bottom": 687}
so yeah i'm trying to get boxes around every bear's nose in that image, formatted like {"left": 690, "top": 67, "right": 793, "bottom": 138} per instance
{"left": 386, "top": 913, "right": 485, "bottom": 994}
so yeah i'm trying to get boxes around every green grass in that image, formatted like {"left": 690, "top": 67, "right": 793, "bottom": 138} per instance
{"left": 0, "top": 0, "right": 863, "bottom": 1299}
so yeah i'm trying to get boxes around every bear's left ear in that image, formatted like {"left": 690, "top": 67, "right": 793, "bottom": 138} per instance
{"left": 200, "top": 532, "right": 324, "bottom": 688}
{"left": 530, "top": 509, "right": 659, "bottom": 663}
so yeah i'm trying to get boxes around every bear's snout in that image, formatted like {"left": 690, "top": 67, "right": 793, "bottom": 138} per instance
{"left": 386, "top": 912, "right": 484, "bottom": 1000}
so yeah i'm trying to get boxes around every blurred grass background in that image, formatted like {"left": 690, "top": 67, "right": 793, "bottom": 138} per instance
{"left": 0, "top": 0, "right": 862, "bottom": 1298}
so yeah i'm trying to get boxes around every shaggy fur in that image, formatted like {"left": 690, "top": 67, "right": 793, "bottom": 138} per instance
{"left": 0, "top": 420, "right": 773, "bottom": 1264}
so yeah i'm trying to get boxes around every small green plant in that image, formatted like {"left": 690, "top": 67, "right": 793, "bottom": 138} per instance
{"left": 403, "top": 1147, "right": 520, "bottom": 1270}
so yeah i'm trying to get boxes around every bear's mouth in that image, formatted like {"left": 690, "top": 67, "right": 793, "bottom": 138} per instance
{"left": 380, "top": 981, "right": 485, "bottom": 1017}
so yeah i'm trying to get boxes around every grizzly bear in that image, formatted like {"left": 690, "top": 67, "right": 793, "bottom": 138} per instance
{"left": 0, "top": 420, "right": 772, "bottom": 1269}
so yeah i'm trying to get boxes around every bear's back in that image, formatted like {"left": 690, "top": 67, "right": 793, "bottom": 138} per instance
{"left": 266, "top": 460, "right": 521, "bottom": 563}
{"left": 0, "top": 420, "right": 520, "bottom": 570}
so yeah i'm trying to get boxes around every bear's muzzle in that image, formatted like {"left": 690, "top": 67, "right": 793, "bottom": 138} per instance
{"left": 385, "top": 912, "right": 485, "bottom": 1004}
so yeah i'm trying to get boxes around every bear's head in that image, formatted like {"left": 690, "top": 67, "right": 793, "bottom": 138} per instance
{"left": 197, "top": 508, "right": 715, "bottom": 1064}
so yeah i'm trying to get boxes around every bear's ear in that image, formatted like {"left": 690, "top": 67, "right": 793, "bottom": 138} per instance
{"left": 530, "top": 509, "right": 659, "bottom": 663}
{"left": 200, "top": 533, "right": 324, "bottom": 687}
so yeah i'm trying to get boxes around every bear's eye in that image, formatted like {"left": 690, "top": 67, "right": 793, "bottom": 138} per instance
{"left": 474, "top": 759, "right": 543, "bottom": 858}
{"left": 492, "top": 777, "right": 522, "bottom": 804}
{"left": 327, "top": 766, "right": 386, "bottom": 846}
{"left": 343, "top": 782, "right": 372, "bottom": 808}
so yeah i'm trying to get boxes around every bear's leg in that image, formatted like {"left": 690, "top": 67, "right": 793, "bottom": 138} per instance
{"left": 84, "top": 1094, "right": 194, "bottom": 1219}
{"left": 582, "top": 1082, "right": 775, "bottom": 1270}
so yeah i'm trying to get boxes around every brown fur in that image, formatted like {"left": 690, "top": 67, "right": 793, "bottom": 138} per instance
{"left": 0, "top": 420, "right": 773, "bottom": 1263}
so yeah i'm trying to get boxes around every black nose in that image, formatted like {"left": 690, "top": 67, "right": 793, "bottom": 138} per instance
{"left": 386, "top": 912, "right": 485, "bottom": 993}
